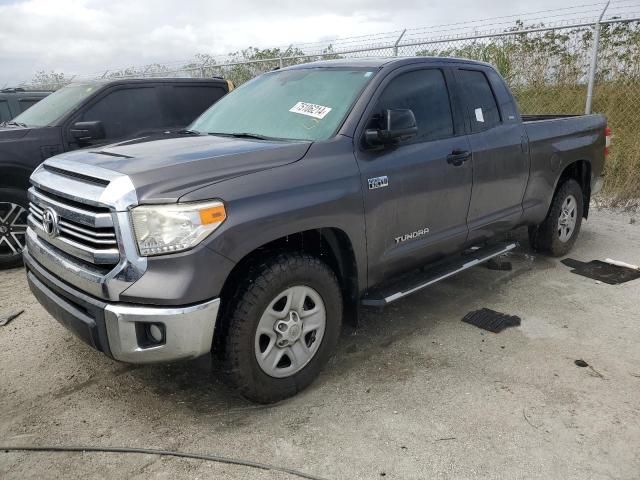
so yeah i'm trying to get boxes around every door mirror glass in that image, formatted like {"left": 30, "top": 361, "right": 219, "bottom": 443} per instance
{"left": 70, "top": 120, "right": 105, "bottom": 143}
{"left": 364, "top": 109, "right": 418, "bottom": 148}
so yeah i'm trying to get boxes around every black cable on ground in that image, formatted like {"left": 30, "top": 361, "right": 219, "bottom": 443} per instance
{"left": 0, "top": 445, "right": 330, "bottom": 480}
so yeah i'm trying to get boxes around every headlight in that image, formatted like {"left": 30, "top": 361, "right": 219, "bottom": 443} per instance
{"left": 131, "top": 201, "right": 226, "bottom": 256}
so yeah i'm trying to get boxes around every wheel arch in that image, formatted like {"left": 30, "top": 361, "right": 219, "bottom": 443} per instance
{"left": 0, "top": 164, "right": 33, "bottom": 189}
{"left": 218, "top": 227, "right": 360, "bottom": 327}
{"left": 554, "top": 159, "right": 592, "bottom": 218}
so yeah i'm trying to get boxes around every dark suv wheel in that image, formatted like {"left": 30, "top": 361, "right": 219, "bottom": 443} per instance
{"left": 217, "top": 253, "right": 342, "bottom": 403}
{"left": 528, "top": 179, "right": 584, "bottom": 257}
{"left": 0, "top": 188, "right": 29, "bottom": 269}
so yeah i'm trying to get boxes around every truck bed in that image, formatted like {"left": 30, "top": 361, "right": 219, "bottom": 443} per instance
{"left": 521, "top": 112, "right": 607, "bottom": 222}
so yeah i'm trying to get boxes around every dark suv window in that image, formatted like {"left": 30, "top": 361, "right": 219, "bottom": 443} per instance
{"left": 160, "top": 85, "right": 226, "bottom": 127}
{"left": 457, "top": 69, "right": 501, "bottom": 131}
{"left": 373, "top": 69, "right": 454, "bottom": 142}
{"left": 0, "top": 100, "right": 11, "bottom": 122}
{"left": 18, "top": 99, "right": 39, "bottom": 112}
{"left": 80, "top": 87, "right": 164, "bottom": 140}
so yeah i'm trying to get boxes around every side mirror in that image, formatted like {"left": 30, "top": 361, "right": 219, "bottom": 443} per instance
{"left": 70, "top": 121, "right": 105, "bottom": 143}
{"left": 364, "top": 109, "right": 418, "bottom": 148}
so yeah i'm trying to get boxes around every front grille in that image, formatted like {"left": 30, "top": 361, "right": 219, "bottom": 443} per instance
{"left": 27, "top": 188, "right": 120, "bottom": 267}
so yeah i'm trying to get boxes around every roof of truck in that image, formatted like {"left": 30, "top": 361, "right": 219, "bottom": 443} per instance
{"left": 0, "top": 88, "right": 52, "bottom": 95}
{"left": 284, "top": 56, "right": 493, "bottom": 70}
{"left": 65, "top": 77, "right": 229, "bottom": 87}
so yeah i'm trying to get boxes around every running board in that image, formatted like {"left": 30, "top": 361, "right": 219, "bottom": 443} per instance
{"left": 361, "top": 241, "right": 518, "bottom": 307}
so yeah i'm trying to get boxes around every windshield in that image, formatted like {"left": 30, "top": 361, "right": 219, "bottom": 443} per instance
{"left": 190, "top": 68, "right": 376, "bottom": 141}
{"left": 12, "top": 83, "right": 98, "bottom": 127}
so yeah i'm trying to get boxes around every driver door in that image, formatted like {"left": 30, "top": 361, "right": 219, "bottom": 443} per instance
{"left": 354, "top": 67, "right": 473, "bottom": 287}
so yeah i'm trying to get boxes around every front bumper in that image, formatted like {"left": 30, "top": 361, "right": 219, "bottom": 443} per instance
{"left": 25, "top": 250, "right": 219, "bottom": 363}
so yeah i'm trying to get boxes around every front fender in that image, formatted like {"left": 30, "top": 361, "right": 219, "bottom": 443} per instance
{"left": 183, "top": 137, "right": 368, "bottom": 294}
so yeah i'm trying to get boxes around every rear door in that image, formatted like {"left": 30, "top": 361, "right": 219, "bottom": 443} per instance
{"left": 158, "top": 83, "right": 228, "bottom": 128}
{"left": 453, "top": 67, "right": 529, "bottom": 242}
{"left": 355, "top": 66, "right": 473, "bottom": 286}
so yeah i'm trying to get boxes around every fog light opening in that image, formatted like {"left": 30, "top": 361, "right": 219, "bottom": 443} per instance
{"left": 136, "top": 322, "right": 166, "bottom": 348}
{"left": 149, "top": 324, "right": 163, "bottom": 343}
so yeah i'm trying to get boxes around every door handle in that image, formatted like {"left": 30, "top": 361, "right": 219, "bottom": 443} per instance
{"left": 447, "top": 149, "right": 471, "bottom": 166}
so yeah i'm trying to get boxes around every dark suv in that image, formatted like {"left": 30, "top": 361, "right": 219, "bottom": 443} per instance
{"left": 0, "top": 88, "right": 51, "bottom": 122}
{"left": 0, "top": 77, "right": 232, "bottom": 268}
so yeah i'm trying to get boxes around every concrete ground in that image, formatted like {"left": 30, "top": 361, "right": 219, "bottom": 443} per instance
{"left": 1, "top": 208, "right": 639, "bottom": 480}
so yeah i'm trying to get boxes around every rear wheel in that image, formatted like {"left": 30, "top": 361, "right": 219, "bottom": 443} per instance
{"left": 528, "top": 179, "right": 584, "bottom": 257}
{"left": 217, "top": 253, "right": 342, "bottom": 403}
{"left": 0, "top": 188, "right": 29, "bottom": 269}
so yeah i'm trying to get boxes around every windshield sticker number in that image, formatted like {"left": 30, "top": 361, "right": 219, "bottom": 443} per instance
{"left": 289, "top": 102, "right": 332, "bottom": 119}
{"left": 475, "top": 107, "right": 485, "bottom": 123}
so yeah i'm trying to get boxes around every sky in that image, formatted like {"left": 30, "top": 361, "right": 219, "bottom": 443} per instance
{"left": 0, "top": 0, "right": 608, "bottom": 86}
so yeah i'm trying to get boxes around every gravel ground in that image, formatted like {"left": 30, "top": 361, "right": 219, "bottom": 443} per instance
{"left": 1, "top": 208, "right": 639, "bottom": 480}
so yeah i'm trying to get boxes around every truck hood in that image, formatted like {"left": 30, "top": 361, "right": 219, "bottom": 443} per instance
{"left": 50, "top": 134, "right": 312, "bottom": 203}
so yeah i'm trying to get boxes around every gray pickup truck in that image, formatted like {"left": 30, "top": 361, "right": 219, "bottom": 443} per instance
{"left": 23, "top": 57, "right": 609, "bottom": 403}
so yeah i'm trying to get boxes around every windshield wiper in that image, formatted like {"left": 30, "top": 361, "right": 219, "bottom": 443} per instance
{"left": 176, "top": 129, "right": 200, "bottom": 135}
{"left": 208, "top": 132, "right": 272, "bottom": 140}
{"left": 1, "top": 121, "right": 28, "bottom": 128}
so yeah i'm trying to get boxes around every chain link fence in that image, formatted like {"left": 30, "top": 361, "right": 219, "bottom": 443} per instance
{"left": 17, "top": 7, "right": 640, "bottom": 204}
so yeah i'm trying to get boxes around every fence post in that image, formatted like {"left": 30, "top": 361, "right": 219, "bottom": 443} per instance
{"left": 585, "top": 1, "right": 610, "bottom": 114}
{"left": 393, "top": 29, "right": 407, "bottom": 57}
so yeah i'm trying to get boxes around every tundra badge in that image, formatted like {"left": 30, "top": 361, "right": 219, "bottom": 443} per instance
{"left": 395, "top": 227, "right": 430, "bottom": 244}
{"left": 368, "top": 176, "right": 389, "bottom": 190}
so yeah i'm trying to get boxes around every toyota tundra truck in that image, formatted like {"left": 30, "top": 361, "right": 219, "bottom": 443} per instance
{"left": 23, "top": 57, "right": 609, "bottom": 403}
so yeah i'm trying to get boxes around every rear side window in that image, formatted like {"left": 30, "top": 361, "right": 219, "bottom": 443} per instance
{"left": 18, "top": 99, "right": 39, "bottom": 112}
{"left": 80, "top": 87, "right": 164, "bottom": 140}
{"left": 160, "top": 85, "right": 227, "bottom": 127}
{"left": 457, "top": 69, "right": 501, "bottom": 131}
{"left": 0, "top": 100, "right": 11, "bottom": 121}
{"left": 373, "top": 69, "right": 454, "bottom": 142}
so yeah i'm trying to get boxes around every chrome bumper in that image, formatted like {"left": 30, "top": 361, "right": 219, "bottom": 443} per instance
{"left": 104, "top": 299, "right": 219, "bottom": 363}
{"left": 25, "top": 249, "right": 219, "bottom": 364}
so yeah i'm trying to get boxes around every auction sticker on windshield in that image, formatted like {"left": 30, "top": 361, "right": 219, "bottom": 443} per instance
{"left": 289, "top": 101, "right": 332, "bottom": 119}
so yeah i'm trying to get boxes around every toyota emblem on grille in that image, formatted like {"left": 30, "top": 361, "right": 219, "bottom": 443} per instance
{"left": 42, "top": 208, "right": 59, "bottom": 238}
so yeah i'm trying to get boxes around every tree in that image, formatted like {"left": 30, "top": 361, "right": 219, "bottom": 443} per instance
{"left": 30, "top": 71, "right": 70, "bottom": 91}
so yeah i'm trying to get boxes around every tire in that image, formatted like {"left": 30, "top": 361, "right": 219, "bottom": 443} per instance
{"left": 0, "top": 188, "right": 29, "bottom": 269}
{"left": 217, "top": 253, "right": 343, "bottom": 403}
{"left": 528, "top": 179, "right": 584, "bottom": 257}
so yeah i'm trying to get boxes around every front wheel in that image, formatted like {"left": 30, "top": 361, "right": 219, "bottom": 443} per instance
{"left": 528, "top": 179, "right": 584, "bottom": 257}
{"left": 217, "top": 253, "right": 342, "bottom": 403}
{"left": 0, "top": 188, "right": 29, "bottom": 269}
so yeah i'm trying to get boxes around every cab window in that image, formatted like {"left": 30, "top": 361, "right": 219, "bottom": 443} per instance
{"left": 457, "top": 69, "right": 501, "bottom": 132}
{"left": 370, "top": 68, "right": 454, "bottom": 143}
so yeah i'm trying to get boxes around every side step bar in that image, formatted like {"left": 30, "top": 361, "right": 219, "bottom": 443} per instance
{"left": 361, "top": 241, "right": 518, "bottom": 307}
